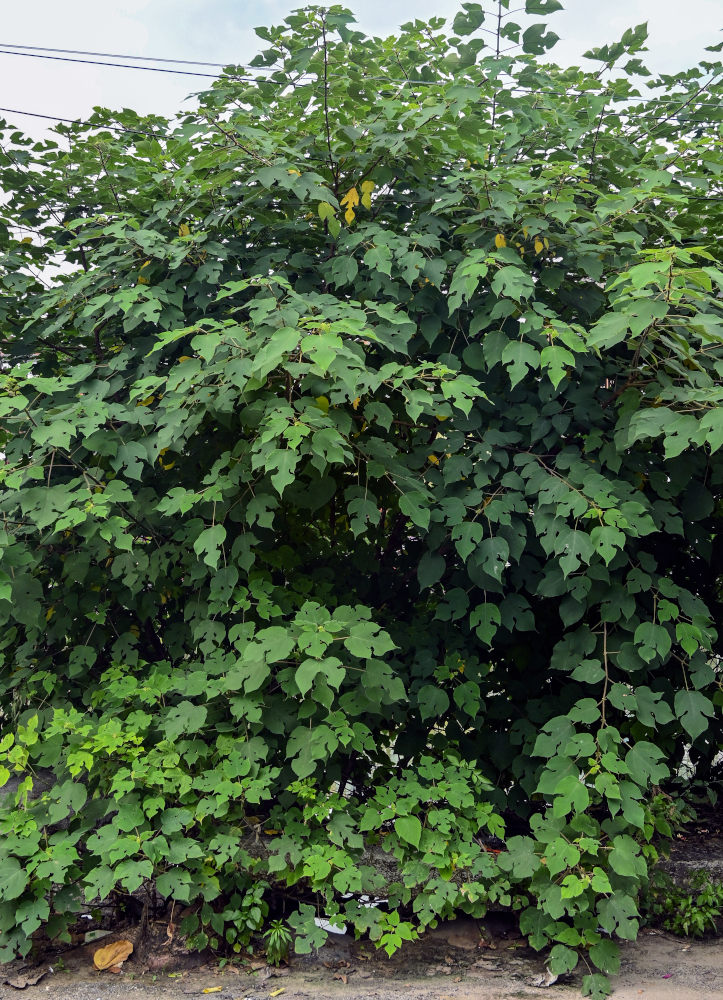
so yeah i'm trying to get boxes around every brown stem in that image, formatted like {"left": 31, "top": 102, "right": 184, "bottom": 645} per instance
{"left": 320, "top": 13, "right": 338, "bottom": 195}
{"left": 600, "top": 622, "right": 609, "bottom": 728}
{"left": 97, "top": 144, "right": 122, "bottom": 212}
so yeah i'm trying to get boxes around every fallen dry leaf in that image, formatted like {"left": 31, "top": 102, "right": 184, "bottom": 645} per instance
{"left": 93, "top": 939, "right": 134, "bottom": 972}
{"left": 333, "top": 973, "right": 348, "bottom": 984}
{"left": 532, "top": 966, "right": 558, "bottom": 988}
{"left": 5, "top": 968, "right": 49, "bottom": 989}
{"left": 269, "top": 990, "right": 286, "bottom": 998}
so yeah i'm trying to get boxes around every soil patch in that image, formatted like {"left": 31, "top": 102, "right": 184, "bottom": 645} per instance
{"left": 2, "top": 915, "right": 722, "bottom": 1000}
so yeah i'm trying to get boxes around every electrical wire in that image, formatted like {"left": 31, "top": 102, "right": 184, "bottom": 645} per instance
{"left": 0, "top": 42, "right": 237, "bottom": 68}
{"left": 0, "top": 44, "right": 721, "bottom": 111}
{"left": 0, "top": 49, "right": 221, "bottom": 78}
{"left": 0, "top": 107, "right": 169, "bottom": 140}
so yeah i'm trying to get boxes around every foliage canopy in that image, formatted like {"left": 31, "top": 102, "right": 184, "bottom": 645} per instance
{"left": 1, "top": 3, "right": 722, "bottom": 995}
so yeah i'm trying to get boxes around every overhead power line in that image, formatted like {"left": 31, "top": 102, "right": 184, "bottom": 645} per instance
{"left": 0, "top": 44, "right": 721, "bottom": 111}
{"left": 0, "top": 107, "right": 168, "bottom": 139}
{"left": 0, "top": 42, "right": 235, "bottom": 68}
{"left": 0, "top": 49, "right": 221, "bottom": 78}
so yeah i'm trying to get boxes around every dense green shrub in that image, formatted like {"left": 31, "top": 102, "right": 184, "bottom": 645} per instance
{"left": 645, "top": 869, "right": 723, "bottom": 937}
{"left": 1, "top": 3, "right": 722, "bottom": 995}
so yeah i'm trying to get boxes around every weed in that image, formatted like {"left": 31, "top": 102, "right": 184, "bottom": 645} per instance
{"left": 263, "top": 920, "right": 292, "bottom": 966}
{"left": 646, "top": 869, "right": 723, "bottom": 937}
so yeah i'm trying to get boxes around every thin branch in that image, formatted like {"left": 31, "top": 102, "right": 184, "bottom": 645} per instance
{"left": 600, "top": 622, "right": 609, "bottom": 728}
{"left": 320, "top": 13, "right": 338, "bottom": 195}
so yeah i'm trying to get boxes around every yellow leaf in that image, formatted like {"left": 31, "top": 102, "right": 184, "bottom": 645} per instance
{"left": 314, "top": 395, "right": 330, "bottom": 414}
{"left": 360, "top": 179, "right": 375, "bottom": 209}
{"left": 136, "top": 396, "right": 155, "bottom": 407}
{"left": 287, "top": 168, "right": 300, "bottom": 176}
{"left": 494, "top": 233, "right": 506, "bottom": 248}
{"left": 21, "top": 236, "right": 32, "bottom": 245}
{"left": 93, "top": 939, "right": 133, "bottom": 971}
{"left": 202, "top": 989, "right": 223, "bottom": 994}
{"left": 427, "top": 454, "right": 440, "bottom": 465}
{"left": 351, "top": 397, "right": 361, "bottom": 410}
{"left": 178, "top": 223, "right": 190, "bottom": 237}
{"left": 269, "top": 991, "right": 286, "bottom": 998}
{"left": 140, "top": 260, "right": 151, "bottom": 270}
{"left": 137, "top": 275, "right": 150, "bottom": 285}
{"left": 159, "top": 448, "right": 169, "bottom": 457}
{"left": 129, "top": 625, "right": 140, "bottom": 637}
{"left": 344, "top": 205, "right": 356, "bottom": 225}
{"left": 340, "top": 186, "right": 360, "bottom": 209}
{"left": 263, "top": 828, "right": 281, "bottom": 834}
{"left": 544, "top": 237, "right": 550, "bottom": 250}
{"left": 534, "top": 238, "right": 544, "bottom": 255}
{"left": 46, "top": 607, "right": 55, "bottom": 621}
{"left": 522, "top": 227, "right": 529, "bottom": 238}
{"left": 178, "top": 355, "right": 193, "bottom": 363}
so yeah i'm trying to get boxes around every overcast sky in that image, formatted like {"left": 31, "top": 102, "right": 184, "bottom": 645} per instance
{"left": 0, "top": 0, "right": 721, "bottom": 140}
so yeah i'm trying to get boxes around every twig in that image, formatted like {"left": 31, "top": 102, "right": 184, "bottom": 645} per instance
{"left": 320, "top": 13, "right": 338, "bottom": 195}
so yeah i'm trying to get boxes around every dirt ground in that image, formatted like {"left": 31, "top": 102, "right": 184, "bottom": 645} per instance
{"left": 2, "top": 832, "right": 722, "bottom": 1000}
{"left": 2, "top": 913, "right": 722, "bottom": 1000}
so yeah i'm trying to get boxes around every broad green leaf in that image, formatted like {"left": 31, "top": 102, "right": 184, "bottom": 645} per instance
{"left": 608, "top": 835, "right": 646, "bottom": 878}
{"left": 470, "top": 603, "right": 501, "bottom": 645}
{"left": 522, "top": 23, "right": 560, "bottom": 54}
{"left": 502, "top": 341, "right": 539, "bottom": 388}
{"left": 674, "top": 690, "right": 715, "bottom": 741}
{"left": 597, "top": 894, "right": 639, "bottom": 940}
{"left": 418, "top": 551, "right": 445, "bottom": 589}
{"left": 0, "top": 858, "right": 28, "bottom": 901}
{"left": 193, "top": 524, "right": 227, "bottom": 569}
{"left": 394, "top": 814, "right": 422, "bottom": 848}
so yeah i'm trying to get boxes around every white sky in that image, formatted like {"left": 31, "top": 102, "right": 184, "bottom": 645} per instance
{"left": 0, "top": 0, "right": 721, "bottom": 140}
